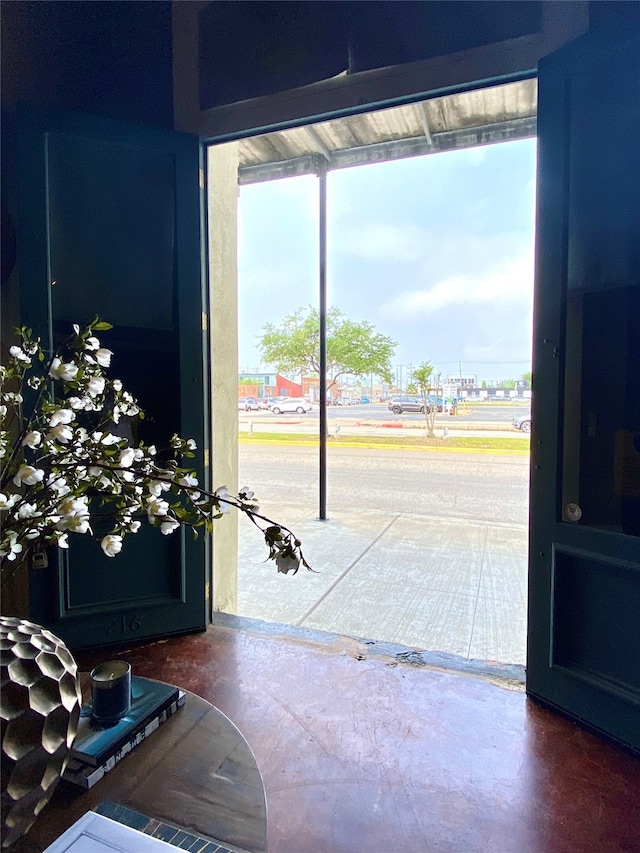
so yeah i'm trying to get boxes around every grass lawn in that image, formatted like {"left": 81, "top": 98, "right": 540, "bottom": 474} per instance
{"left": 239, "top": 432, "right": 530, "bottom": 453}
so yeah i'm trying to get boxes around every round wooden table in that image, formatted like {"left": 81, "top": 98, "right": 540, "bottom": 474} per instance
{"left": 12, "top": 685, "right": 267, "bottom": 853}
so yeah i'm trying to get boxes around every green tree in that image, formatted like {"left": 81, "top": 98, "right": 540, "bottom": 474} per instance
{"left": 481, "top": 380, "right": 487, "bottom": 388}
{"left": 521, "top": 371, "right": 532, "bottom": 386}
{"left": 258, "top": 306, "right": 396, "bottom": 394}
{"left": 412, "top": 361, "right": 438, "bottom": 438}
{"left": 406, "top": 382, "right": 418, "bottom": 395}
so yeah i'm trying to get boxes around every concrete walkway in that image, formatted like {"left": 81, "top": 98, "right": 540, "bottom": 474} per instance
{"left": 238, "top": 501, "right": 528, "bottom": 667}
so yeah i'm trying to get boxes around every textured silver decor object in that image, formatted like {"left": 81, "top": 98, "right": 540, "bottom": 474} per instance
{"left": 1, "top": 617, "right": 82, "bottom": 849}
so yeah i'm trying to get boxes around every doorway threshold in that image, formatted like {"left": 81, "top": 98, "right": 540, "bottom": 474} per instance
{"left": 213, "top": 612, "right": 525, "bottom": 690}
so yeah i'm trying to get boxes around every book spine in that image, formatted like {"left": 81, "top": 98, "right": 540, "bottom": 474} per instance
{"left": 72, "top": 689, "right": 180, "bottom": 766}
{"left": 63, "top": 691, "right": 185, "bottom": 789}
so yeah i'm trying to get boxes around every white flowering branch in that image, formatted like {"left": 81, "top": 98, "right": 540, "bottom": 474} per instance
{"left": 1, "top": 319, "right": 310, "bottom": 583}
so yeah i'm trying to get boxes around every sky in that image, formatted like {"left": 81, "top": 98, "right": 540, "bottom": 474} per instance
{"left": 238, "top": 136, "right": 536, "bottom": 385}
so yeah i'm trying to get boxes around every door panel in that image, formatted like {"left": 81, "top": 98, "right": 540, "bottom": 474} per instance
{"left": 528, "top": 32, "right": 640, "bottom": 751}
{"left": 17, "top": 104, "right": 208, "bottom": 650}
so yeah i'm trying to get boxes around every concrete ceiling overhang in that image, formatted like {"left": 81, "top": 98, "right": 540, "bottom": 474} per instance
{"left": 238, "top": 78, "right": 536, "bottom": 185}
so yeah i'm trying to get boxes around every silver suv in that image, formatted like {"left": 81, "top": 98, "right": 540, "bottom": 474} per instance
{"left": 388, "top": 396, "right": 427, "bottom": 414}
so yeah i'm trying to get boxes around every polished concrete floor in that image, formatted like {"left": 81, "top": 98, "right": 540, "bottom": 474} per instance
{"left": 239, "top": 502, "right": 528, "bottom": 666}
{"left": 77, "top": 620, "right": 640, "bottom": 853}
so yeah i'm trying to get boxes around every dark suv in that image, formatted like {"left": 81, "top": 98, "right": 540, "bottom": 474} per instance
{"left": 388, "top": 396, "right": 428, "bottom": 414}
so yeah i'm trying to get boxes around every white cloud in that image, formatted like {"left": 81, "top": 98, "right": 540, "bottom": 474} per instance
{"left": 381, "top": 250, "right": 533, "bottom": 320}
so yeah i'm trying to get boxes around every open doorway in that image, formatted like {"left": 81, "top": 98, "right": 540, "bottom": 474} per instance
{"left": 224, "top": 80, "right": 536, "bottom": 666}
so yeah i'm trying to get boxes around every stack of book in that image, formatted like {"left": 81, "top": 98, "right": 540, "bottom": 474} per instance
{"left": 63, "top": 676, "right": 185, "bottom": 789}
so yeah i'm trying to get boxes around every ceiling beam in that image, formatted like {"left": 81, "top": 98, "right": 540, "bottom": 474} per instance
{"left": 238, "top": 116, "right": 536, "bottom": 185}
{"left": 304, "top": 125, "right": 333, "bottom": 163}
{"left": 417, "top": 102, "right": 433, "bottom": 147}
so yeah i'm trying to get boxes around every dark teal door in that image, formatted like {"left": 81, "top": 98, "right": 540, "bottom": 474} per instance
{"left": 528, "top": 31, "right": 640, "bottom": 751}
{"left": 17, "top": 104, "right": 208, "bottom": 651}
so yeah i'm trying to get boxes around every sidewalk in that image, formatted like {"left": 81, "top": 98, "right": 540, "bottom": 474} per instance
{"left": 238, "top": 501, "right": 528, "bottom": 667}
{"left": 239, "top": 418, "right": 526, "bottom": 440}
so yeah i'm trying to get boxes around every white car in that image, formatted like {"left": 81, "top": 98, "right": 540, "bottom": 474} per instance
{"left": 269, "top": 397, "right": 312, "bottom": 415}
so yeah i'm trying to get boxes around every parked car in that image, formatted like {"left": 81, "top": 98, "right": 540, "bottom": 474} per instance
{"left": 238, "top": 397, "right": 260, "bottom": 411}
{"left": 359, "top": 396, "right": 371, "bottom": 404}
{"left": 269, "top": 397, "right": 312, "bottom": 415}
{"left": 512, "top": 414, "right": 532, "bottom": 433}
{"left": 257, "top": 398, "right": 270, "bottom": 409}
{"left": 388, "top": 396, "right": 429, "bottom": 414}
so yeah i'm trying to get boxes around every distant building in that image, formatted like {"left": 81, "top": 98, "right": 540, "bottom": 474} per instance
{"left": 446, "top": 374, "right": 477, "bottom": 388}
{"left": 238, "top": 373, "right": 301, "bottom": 398}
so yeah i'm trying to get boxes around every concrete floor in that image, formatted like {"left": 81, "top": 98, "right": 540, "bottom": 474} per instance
{"left": 239, "top": 502, "right": 528, "bottom": 667}
{"left": 76, "top": 622, "right": 640, "bottom": 853}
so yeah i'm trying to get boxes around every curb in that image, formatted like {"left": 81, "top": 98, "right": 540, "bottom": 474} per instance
{"left": 238, "top": 437, "right": 529, "bottom": 455}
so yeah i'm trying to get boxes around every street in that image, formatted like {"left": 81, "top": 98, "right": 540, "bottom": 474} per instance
{"left": 241, "top": 401, "right": 531, "bottom": 425}
{"left": 240, "top": 444, "right": 529, "bottom": 526}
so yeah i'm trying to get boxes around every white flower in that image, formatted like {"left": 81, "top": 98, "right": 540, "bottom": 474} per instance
{"left": 48, "top": 475, "right": 70, "bottom": 495}
{"left": 178, "top": 474, "right": 199, "bottom": 488}
{"left": 49, "top": 408, "right": 74, "bottom": 427}
{"left": 147, "top": 444, "right": 156, "bottom": 456}
{"left": 93, "top": 431, "right": 120, "bottom": 446}
{"left": 147, "top": 497, "right": 169, "bottom": 518}
{"left": 49, "top": 358, "right": 79, "bottom": 382}
{"left": 160, "top": 518, "right": 180, "bottom": 535}
{"left": 101, "top": 433, "right": 121, "bottom": 446}
{"left": 84, "top": 336, "right": 100, "bottom": 351}
{"left": 275, "top": 550, "right": 301, "bottom": 575}
{"left": 58, "top": 496, "right": 89, "bottom": 517}
{"left": 47, "top": 423, "right": 73, "bottom": 443}
{"left": 118, "top": 448, "right": 135, "bottom": 468}
{"left": 239, "top": 486, "right": 255, "bottom": 500}
{"left": 101, "top": 534, "right": 123, "bottom": 557}
{"left": 61, "top": 514, "right": 91, "bottom": 535}
{"left": 95, "top": 348, "right": 113, "bottom": 367}
{"left": 25, "top": 527, "right": 43, "bottom": 539}
{"left": 22, "top": 430, "right": 42, "bottom": 450}
{"left": 186, "top": 439, "right": 197, "bottom": 450}
{"left": 87, "top": 376, "right": 106, "bottom": 397}
{"left": 112, "top": 379, "right": 123, "bottom": 392}
{"left": 0, "top": 532, "right": 23, "bottom": 561}
{"left": 129, "top": 520, "right": 141, "bottom": 533}
{"left": 9, "top": 345, "right": 31, "bottom": 365}
{"left": 0, "top": 493, "right": 19, "bottom": 510}
{"left": 13, "top": 464, "right": 45, "bottom": 486}
{"left": 214, "top": 486, "right": 231, "bottom": 514}
{"left": 16, "top": 502, "right": 39, "bottom": 520}
{"left": 57, "top": 533, "right": 69, "bottom": 549}
{"left": 148, "top": 479, "right": 171, "bottom": 497}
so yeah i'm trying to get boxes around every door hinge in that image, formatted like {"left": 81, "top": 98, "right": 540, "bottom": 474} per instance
{"left": 199, "top": 168, "right": 205, "bottom": 189}
{"left": 204, "top": 448, "right": 209, "bottom": 468}
{"left": 202, "top": 311, "right": 208, "bottom": 332}
{"left": 205, "top": 581, "right": 210, "bottom": 601}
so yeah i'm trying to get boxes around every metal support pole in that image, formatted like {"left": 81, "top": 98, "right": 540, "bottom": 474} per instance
{"left": 318, "top": 157, "right": 328, "bottom": 520}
